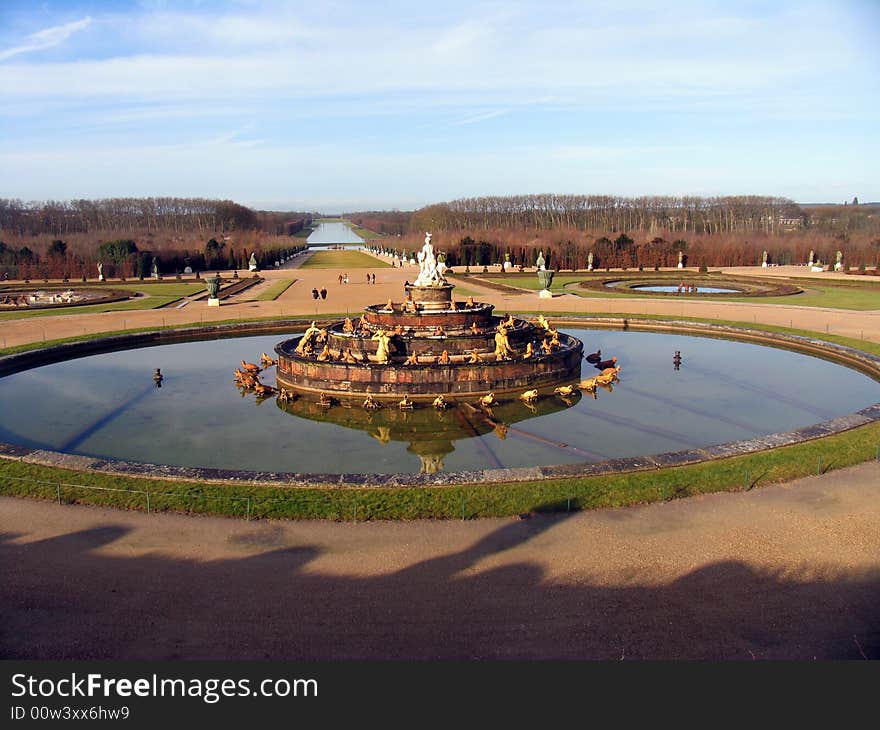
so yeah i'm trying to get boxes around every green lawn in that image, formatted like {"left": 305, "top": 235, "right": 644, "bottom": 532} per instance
{"left": 350, "top": 226, "right": 383, "bottom": 240}
{"left": 475, "top": 274, "right": 880, "bottom": 310}
{"left": 298, "top": 250, "right": 391, "bottom": 269}
{"left": 255, "top": 279, "right": 296, "bottom": 301}
{"left": 0, "top": 283, "right": 204, "bottom": 320}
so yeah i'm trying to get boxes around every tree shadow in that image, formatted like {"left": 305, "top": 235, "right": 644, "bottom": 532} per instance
{"left": 0, "top": 517, "right": 877, "bottom": 660}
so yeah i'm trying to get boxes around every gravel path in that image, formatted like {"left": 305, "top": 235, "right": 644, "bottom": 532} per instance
{"left": 1, "top": 461, "right": 878, "bottom": 660}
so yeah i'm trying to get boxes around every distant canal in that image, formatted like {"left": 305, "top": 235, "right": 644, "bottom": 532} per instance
{"left": 307, "top": 221, "right": 364, "bottom": 246}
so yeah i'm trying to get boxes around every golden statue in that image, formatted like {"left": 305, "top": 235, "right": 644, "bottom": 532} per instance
{"left": 494, "top": 325, "right": 515, "bottom": 360}
{"left": 385, "top": 298, "right": 394, "bottom": 311}
{"left": 536, "top": 314, "right": 550, "bottom": 331}
{"left": 357, "top": 314, "right": 369, "bottom": 332}
{"left": 342, "top": 317, "right": 355, "bottom": 333}
{"left": 317, "top": 392, "right": 332, "bottom": 407}
{"left": 438, "top": 350, "right": 451, "bottom": 365}
{"left": 465, "top": 296, "right": 475, "bottom": 308}
{"left": 398, "top": 394, "right": 413, "bottom": 409}
{"left": 260, "top": 352, "right": 276, "bottom": 368}
{"left": 468, "top": 349, "right": 483, "bottom": 363}
{"left": 501, "top": 313, "right": 515, "bottom": 328}
{"left": 343, "top": 348, "right": 359, "bottom": 364}
{"left": 470, "top": 321, "right": 479, "bottom": 334}
{"left": 316, "top": 344, "right": 332, "bottom": 361}
{"left": 404, "top": 351, "right": 419, "bottom": 365}
{"left": 296, "top": 323, "right": 323, "bottom": 353}
{"left": 579, "top": 376, "right": 598, "bottom": 392}
{"left": 363, "top": 394, "right": 380, "bottom": 410}
{"left": 371, "top": 329, "right": 391, "bottom": 364}
{"left": 554, "top": 384, "right": 576, "bottom": 397}
{"left": 479, "top": 392, "right": 497, "bottom": 407}
{"left": 523, "top": 341, "right": 534, "bottom": 359}
{"left": 541, "top": 338, "right": 554, "bottom": 355}
{"left": 433, "top": 325, "right": 445, "bottom": 337}
{"left": 432, "top": 394, "right": 448, "bottom": 409}
{"left": 519, "top": 389, "right": 539, "bottom": 403}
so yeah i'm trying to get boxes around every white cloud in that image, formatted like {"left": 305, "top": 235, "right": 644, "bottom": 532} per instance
{"left": 0, "top": 17, "right": 92, "bottom": 62}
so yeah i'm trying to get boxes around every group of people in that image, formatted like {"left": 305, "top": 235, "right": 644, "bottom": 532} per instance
{"left": 337, "top": 273, "right": 350, "bottom": 285}
{"left": 676, "top": 282, "right": 698, "bottom": 294}
{"left": 311, "top": 287, "right": 327, "bottom": 300}
{"left": 365, "top": 273, "right": 376, "bottom": 284}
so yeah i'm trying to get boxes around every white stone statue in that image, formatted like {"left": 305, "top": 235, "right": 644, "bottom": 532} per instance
{"left": 414, "top": 232, "right": 445, "bottom": 286}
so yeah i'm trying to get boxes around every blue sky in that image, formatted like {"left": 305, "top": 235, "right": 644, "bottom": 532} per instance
{"left": 1, "top": 0, "right": 878, "bottom": 211}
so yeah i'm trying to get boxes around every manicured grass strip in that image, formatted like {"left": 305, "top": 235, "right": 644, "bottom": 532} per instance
{"left": 255, "top": 279, "right": 296, "bottom": 301}
{"left": 350, "top": 226, "right": 383, "bottom": 240}
{"left": 299, "top": 250, "right": 392, "bottom": 269}
{"left": 2, "top": 420, "right": 878, "bottom": 520}
{"left": 481, "top": 273, "right": 880, "bottom": 309}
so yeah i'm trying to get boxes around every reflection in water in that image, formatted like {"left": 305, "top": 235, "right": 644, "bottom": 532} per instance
{"left": 275, "top": 393, "right": 582, "bottom": 473}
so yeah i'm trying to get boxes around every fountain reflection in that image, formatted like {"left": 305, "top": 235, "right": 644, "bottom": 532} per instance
{"left": 275, "top": 390, "right": 582, "bottom": 473}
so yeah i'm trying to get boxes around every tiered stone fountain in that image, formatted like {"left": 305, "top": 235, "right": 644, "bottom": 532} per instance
{"left": 275, "top": 234, "right": 583, "bottom": 401}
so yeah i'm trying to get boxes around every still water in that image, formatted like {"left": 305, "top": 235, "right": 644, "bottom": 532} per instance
{"left": 631, "top": 285, "right": 741, "bottom": 294}
{"left": 0, "top": 330, "right": 877, "bottom": 474}
{"left": 306, "top": 222, "right": 364, "bottom": 246}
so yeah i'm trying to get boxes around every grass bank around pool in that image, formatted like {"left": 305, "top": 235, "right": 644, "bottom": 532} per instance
{"left": 1, "top": 419, "right": 878, "bottom": 520}
{"left": 299, "top": 250, "right": 391, "bottom": 269}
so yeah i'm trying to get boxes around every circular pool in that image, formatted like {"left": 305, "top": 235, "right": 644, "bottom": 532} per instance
{"left": 630, "top": 285, "right": 741, "bottom": 294}
{"left": 1, "top": 328, "right": 877, "bottom": 476}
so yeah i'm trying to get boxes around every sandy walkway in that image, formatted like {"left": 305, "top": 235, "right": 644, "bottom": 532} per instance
{"left": 1, "top": 461, "right": 878, "bottom": 659}
{"left": 1, "top": 256, "right": 878, "bottom": 347}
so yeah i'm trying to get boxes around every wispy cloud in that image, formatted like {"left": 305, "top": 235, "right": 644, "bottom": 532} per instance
{"left": 454, "top": 109, "right": 510, "bottom": 126}
{"left": 0, "top": 17, "right": 92, "bottom": 62}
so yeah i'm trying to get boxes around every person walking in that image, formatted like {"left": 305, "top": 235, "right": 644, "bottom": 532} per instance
{"left": 320, "top": 287, "right": 327, "bottom": 300}
{"left": 312, "top": 287, "right": 319, "bottom": 300}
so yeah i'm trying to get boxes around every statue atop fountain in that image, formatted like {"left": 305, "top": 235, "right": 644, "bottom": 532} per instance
{"left": 413, "top": 232, "right": 446, "bottom": 287}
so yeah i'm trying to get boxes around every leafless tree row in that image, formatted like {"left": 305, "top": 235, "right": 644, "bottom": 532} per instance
{"left": 409, "top": 195, "right": 810, "bottom": 235}
{"left": 0, "top": 197, "right": 258, "bottom": 236}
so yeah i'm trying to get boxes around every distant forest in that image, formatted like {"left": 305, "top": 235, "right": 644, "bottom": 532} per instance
{"left": 1, "top": 194, "right": 878, "bottom": 279}
{"left": 352, "top": 194, "right": 880, "bottom": 271}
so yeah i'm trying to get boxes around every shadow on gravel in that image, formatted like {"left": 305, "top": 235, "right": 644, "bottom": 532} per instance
{"left": 1, "top": 517, "right": 877, "bottom": 660}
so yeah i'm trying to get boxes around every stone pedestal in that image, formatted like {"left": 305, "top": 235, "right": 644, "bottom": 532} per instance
{"left": 208, "top": 297, "right": 220, "bottom": 307}
{"left": 538, "top": 289, "right": 553, "bottom": 299}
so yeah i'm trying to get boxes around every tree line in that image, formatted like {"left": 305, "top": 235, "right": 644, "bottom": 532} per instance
{"left": 0, "top": 197, "right": 259, "bottom": 236}
{"left": 407, "top": 195, "right": 811, "bottom": 235}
